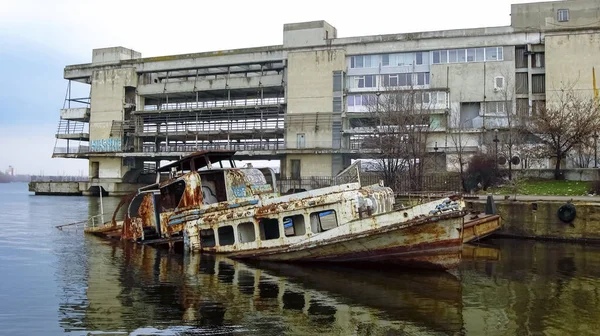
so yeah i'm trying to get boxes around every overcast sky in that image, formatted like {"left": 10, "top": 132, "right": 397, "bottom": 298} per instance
{"left": 0, "top": 0, "right": 547, "bottom": 175}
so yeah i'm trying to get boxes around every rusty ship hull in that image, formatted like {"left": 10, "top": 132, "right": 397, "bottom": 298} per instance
{"left": 228, "top": 212, "right": 465, "bottom": 270}
{"left": 462, "top": 214, "right": 502, "bottom": 243}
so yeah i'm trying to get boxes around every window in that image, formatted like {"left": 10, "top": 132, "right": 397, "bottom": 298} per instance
{"left": 494, "top": 76, "right": 505, "bottom": 90}
{"left": 291, "top": 159, "right": 301, "bottom": 179}
{"left": 487, "top": 101, "right": 507, "bottom": 114}
{"left": 532, "top": 74, "right": 546, "bottom": 94}
{"left": 355, "top": 75, "right": 376, "bottom": 88}
{"left": 432, "top": 51, "right": 441, "bottom": 64}
{"left": 283, "top": 215, "right": 306, "bottom": 237}
{"left": 310, "top": 210, "right": 338, "bottom": 233}
{"left": 458, "top": 49, "right": 467, "bottom": 63}
{"left": 399, "top": 73, "right": 412, "bottom": 86}
{"left": 382, "top": 54, "right": 389, "bottom": 66}
{"left": 533, "top": 53, "right": 545, "bottom": 68}
{"left": 351, "top": 56, "right": 363, "bottom": 68}
{"left": 448, "top": 49, "right": 458, "bottom": 63}
{"left": 475, "top": 48, "right": 485, "bottom": 62}
{"left": 259, "top": 218, "right": 280, "bottom": 240}
{"left": 532, "top": 100, "right": 546, "bottom": 116}
{"left": 238, "top": 222, "right": 255, "bottom": 243}
{"left": 160, "top": 180, "right": 186, "bottom": 211}
{"left": 200, "top": 228, "right": 216, "bottom": 247}
{"left": 218, "top": 226, "right": 235, "bottom": 246}
{"left": 416, "top": 52, "right": 423, "bottom": 65}
{"left": 296, "top": 133, "right": 305, "bottom": 149}
{"left": 558, "top": 9, "right": 569, "bottom": 22}
{"left": 347, "top": 95, "right": 354, "bottom": 107}
{"left": 383, "top": 74, "right": 399, "bottom": 87}
{"left": 516, "top": 73, "right": 529, "bottom": 94}
{"left": 467, "top": 49, "right": 475, "bottom": 62}
{"left": 486, "top": 47, "right": 503, "bottom": 61}
{"left": 417, "top": 72, "right": 430, "bottom": 85}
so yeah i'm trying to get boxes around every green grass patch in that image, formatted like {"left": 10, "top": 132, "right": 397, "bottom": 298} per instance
{"left": 485, "top": 179, "right": 591, "bottom": 196}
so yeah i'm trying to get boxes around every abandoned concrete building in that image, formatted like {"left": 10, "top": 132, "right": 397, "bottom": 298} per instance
{"left": 36, "top": 0, "right": 600, "bottom": 195}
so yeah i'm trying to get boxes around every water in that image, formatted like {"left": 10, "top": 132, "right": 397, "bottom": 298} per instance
{"left": 1, "top": 182, "right": 600, "bottom": 335}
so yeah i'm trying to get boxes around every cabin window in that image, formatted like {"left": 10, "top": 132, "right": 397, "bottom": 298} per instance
{"left": 238, "top": 222, "right": 256, "bottom": 243}
{"left": 160, "top": 180, "right": 186, "bottom": 211}
{"left": 200, "top": 228, "right": 216, "bottom": 247}
{"left": 310, "top": 210, "right": 338, "bottom": 233}
{"left": 283, "top": 215, "right": 306, "bottom": 237}
{"left": 259, "top": 218, "right": 280, "bottom": 240}
{"left": 217, "top": 225, "right": 235, "bottom": 246}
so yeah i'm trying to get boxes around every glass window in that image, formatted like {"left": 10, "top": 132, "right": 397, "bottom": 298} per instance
{"left": 356, "top": 76, "right": 365, "bottom": 88}
{"left": 441, "top": 50, "right": 448, "bottom": 63}
{"left": 347, "top": 96, "right": 354, "bottom": 106}
{"left": 364, "top": 56, "right": 372, "bottom": 68}
{"left": 497, "top": 47, "right": 503, "bottom": 60}
{"left": 355, "top": 56, "right": 364, "bottom": 68}
{"left": 485, "top": 47, "right": 499, "bottom": 61}
{"left": 432, "top": 51, "right": 440, "bottom": 64}
{"left": 458, "top": 49, "right": 467, "bottom": 62}
{"left": 355, "top": 95, "right": 362, "bottom": 106}
{"left": 467, "top": 49, "right": 475, "bottom": 62}
{"left": 416, "top": 72, "right": 430, "bottom": 85}
{"left": 416, "top": 52, "right": 423, "bottom": 65}
{"left": 448, "top": 49, "right": 458, "bottom": 63}
{"left": 398, "top": 73, "right": 412, "bottom": 86}
{"left": 365, "top": 75, "right": 376, "bottom": 87}
{"left": 389, "top": 74, "right": 398, "bottom": 86}
{"left": 382, "top": 54, "right": 389, "bottom": 66}
{"left": 558, "top": 9, "right": 569, "bottom": 22}
{"left": 475, "top": 48, "right": 485, "bottom": 62}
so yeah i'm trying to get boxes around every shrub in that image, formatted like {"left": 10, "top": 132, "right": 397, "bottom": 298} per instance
{"left": 465, "top": 153, "right": 500, "bottom": 191}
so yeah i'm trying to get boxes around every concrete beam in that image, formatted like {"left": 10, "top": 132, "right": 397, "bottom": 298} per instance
{"left": 60, "top": 108, "right": 90, "bottom": 121}
{"left": 56, "top": 133, "right": 90, "bottom": 140}
{"left": 137, "top": 74, "right": 284, "bottom": 96}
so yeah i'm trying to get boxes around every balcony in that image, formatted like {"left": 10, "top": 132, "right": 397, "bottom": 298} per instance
{"left": 60, "top": 108, "right": 90, "bottom": 122}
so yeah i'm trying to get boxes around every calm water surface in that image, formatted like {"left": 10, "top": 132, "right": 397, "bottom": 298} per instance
{"left": 1, "top": 182, "right": 600, "bottom": 335}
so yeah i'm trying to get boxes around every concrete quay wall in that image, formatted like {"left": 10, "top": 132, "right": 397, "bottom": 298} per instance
{"left": 468, "top": 200, "right": 600, "bottom": 242}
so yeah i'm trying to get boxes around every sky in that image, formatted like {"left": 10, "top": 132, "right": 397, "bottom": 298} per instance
{"left": 0, "top": 0, "right": 547, "bottom": 175}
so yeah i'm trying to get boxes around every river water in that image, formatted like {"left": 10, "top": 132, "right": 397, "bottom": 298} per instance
{"left": 1, "top": 182, "right": 600, "bottom": 335}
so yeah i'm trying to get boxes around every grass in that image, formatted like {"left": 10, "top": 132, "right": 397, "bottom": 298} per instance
{"left": 485, "top": 179, "right": 592, "bottom": 196}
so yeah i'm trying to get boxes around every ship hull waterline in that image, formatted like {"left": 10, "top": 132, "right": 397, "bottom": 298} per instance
{"left": 193, "top": 212, "right": 466, "bottom": 271}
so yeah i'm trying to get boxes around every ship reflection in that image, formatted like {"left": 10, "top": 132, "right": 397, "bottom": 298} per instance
{"left": 62, "top": 239, "right": 477, "bottom": 335}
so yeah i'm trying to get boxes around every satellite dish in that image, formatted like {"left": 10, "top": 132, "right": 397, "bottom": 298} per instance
{"left": 498, "top": 156, "right": 507, "bottom": 165}
{"left": 511, "top": 156, "right": 521, "bottom": 165}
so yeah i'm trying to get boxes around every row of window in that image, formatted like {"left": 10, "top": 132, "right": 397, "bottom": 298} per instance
{"left": 349, "top": 73, "right": 430, "bottom": 89}
{"left": 348, "top": 46, "right": 504, "bottom": 69}
{"left": 347, "top": 91, "right": 448, "bottom": 107}
{"left": 198, "top": 210, "right": 339, "bottom": 247}
{"left": 432, "top": 47, "right": 503, "bottom": 64}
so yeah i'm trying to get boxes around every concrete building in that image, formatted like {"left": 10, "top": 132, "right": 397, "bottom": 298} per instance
{"left": 43, "top": 0, "right": 600, "bottom": 195}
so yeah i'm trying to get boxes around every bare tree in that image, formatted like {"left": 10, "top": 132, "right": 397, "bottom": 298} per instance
{"left": 569, "top": 141, "right": 595, "bottom": 168}
{"left": 360, "top": 86, "right": 435, "bottom": 191}
{"left": 526, "top": 85, "right": 600, "bottom": 179}
{"left": 448, "top": 110, "right": 470, "bottom": 192}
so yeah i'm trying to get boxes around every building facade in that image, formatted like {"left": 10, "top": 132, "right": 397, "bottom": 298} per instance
{"left": 52, "top": 0, "right": 600, "bottom": 194}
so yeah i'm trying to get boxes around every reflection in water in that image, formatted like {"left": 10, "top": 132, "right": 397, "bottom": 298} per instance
{"left": 3, "top": 181, "right": 598, "bottom": 336}
{"left": 55, "top": 236, "right": 600, "bottom": 336}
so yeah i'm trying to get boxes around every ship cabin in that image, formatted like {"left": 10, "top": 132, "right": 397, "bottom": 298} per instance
{"left": 121, "top": 150, "right": 279, "bottom": 242}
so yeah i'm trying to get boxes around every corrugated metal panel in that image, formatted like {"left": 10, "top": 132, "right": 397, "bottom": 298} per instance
{"left": 333, "top": 71, "right": 343, "bottom": 92}
{"left": 516, "top": 73, "right": 528, "bottom": 94}
{"left": 333, "top": 97, "right": 342, "bottom": 112}
{"left": 515, "top": 46, "right": 527, "bottom": 68}
{"left": 532, "top": 74, "right": 545, "bottom": 94}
